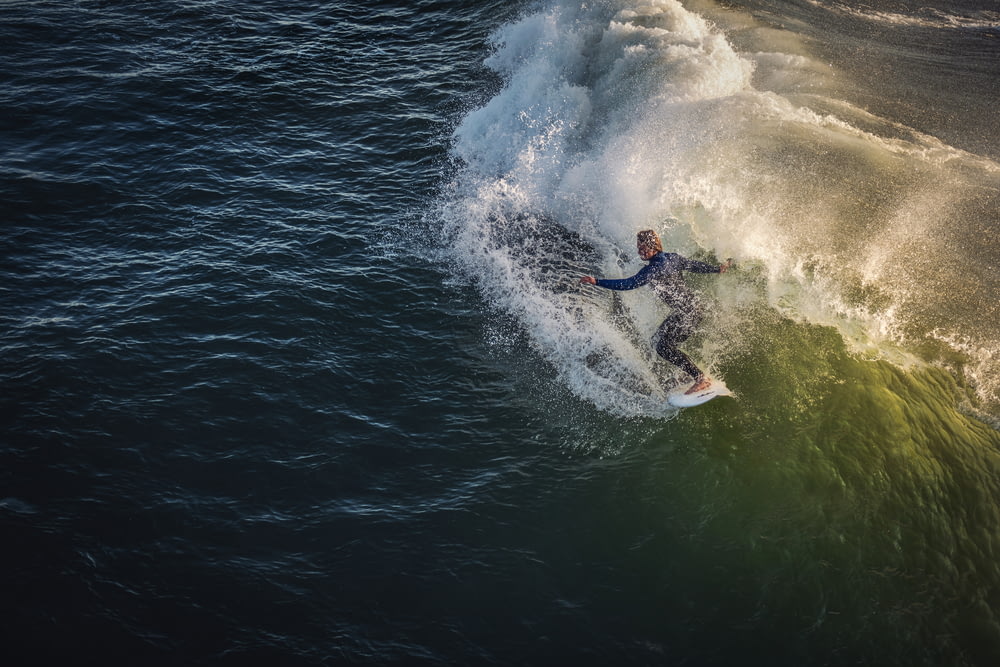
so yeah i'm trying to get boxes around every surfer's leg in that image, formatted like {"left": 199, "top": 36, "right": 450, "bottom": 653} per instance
{"left": 652, "top": 315, "right": 703, "bottom": 380}
{"left": 657, "top": 342, "right": 704, "bottom": 380}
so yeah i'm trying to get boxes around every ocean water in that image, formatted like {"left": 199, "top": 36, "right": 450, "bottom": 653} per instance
{"left": 2, "top": 0, "right": 999, "bottom": 665}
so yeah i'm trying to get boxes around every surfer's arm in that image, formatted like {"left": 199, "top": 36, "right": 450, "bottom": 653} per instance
{"left": 590, "top": 263, "right": 655, "bottom": 291}
{"left": 680, "top": 256, "right": 733, "bottom": 274}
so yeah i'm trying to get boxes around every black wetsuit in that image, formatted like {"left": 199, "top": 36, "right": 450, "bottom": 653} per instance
{"left": 595, "top": 251, "right": 722, "bottom": 379}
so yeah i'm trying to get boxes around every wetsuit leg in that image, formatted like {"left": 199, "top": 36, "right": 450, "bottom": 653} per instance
{"left": 652, "top": 310, "right": 703, "bottom": 379}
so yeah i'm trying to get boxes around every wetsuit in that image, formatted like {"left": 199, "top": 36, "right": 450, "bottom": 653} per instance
{"left": 595, "top": 252, "right": 722, "bottom": 379}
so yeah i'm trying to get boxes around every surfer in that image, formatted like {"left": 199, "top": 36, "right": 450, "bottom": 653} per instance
{"left": 579, "top": 230, "right": 732, "bottom": 394}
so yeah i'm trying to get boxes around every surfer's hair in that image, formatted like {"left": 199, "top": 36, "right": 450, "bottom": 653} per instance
{"left": 637, "top": 230, "right": 663, "bottom": 254}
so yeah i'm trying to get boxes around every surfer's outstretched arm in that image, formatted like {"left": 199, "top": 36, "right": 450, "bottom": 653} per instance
{"left": 579, "top": 262, "right": 656, "bottom": 290}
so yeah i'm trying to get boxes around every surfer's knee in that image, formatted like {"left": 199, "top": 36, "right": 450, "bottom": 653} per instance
{"left": 654, "top": 338, "right": 682, "bottom": 364}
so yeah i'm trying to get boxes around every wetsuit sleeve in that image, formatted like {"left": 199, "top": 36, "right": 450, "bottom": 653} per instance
{"left": 594, "top": 263, "right": 656, "bottom": 290}
{"left": 678, "top": 256, "right": 722, "bottom": 273}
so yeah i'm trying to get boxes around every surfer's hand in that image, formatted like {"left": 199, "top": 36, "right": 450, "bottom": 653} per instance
{"left": 720, "top": 258, "right": 734, "bottom": 273}
{"left": 579, "top": 276, "right": 597, "bottom": 285}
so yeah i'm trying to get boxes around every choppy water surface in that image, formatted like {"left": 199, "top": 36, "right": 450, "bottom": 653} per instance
{"left": 3, "top": 1, "right": 999, "bottom": 665}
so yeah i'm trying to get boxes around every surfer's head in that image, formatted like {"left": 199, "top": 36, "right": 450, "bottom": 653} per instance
{"left": 637, "top": 230, "right": 662, "bottom": 259}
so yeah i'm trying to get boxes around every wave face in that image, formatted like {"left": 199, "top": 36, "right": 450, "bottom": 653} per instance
{"left": 437, "top": 0, "right": 1000, "bottom": 419}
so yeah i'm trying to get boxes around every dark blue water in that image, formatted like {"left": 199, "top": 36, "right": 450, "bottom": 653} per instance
{"left": 3, "top": 1, "right": 1000, "bottom": 665}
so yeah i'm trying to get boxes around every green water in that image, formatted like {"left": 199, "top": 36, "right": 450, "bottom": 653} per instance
{"left": 654, "top": 311, "right": 1000, "bottom": 663}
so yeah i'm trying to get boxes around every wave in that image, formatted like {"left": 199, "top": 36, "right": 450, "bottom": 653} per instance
{"left": 435, "top": 0, "right": 1000, "bottom": 418}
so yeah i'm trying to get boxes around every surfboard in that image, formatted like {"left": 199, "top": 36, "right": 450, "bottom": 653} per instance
{"left": 667, "top": 378, "right": 732, "bottom": 408}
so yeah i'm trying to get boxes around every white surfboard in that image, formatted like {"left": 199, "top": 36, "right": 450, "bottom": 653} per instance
{"left": 667, "top": 378, "right": 732, "bottom": 408}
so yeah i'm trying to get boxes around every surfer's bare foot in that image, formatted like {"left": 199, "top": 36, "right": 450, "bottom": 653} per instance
{"left": 686, "top": 376, "right": 711, "bottom": 394}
